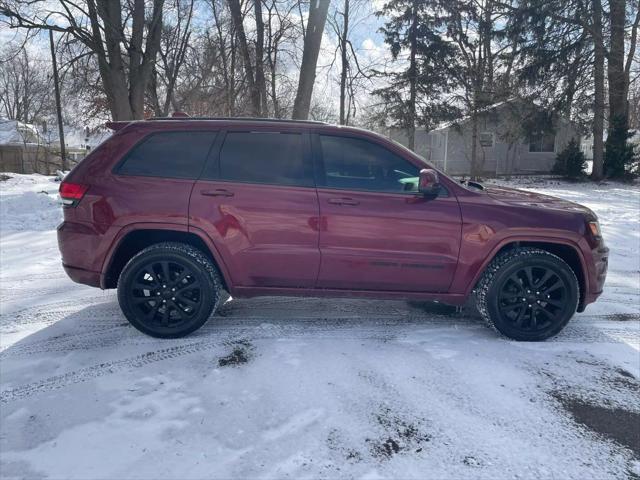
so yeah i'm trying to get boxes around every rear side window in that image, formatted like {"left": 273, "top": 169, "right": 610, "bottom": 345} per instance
{"left": 216, "top": 132, "right": 313, "bottom": 187}
{"left": 117, "top": 131, "right": 216, "bottom": 179}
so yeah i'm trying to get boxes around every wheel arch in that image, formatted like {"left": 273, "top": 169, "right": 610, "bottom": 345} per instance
{"left": 469, "top": 239, "right": 588, "bottom": 311}
{"left": 102, "top": 224, "right": 232, "bottom": 291}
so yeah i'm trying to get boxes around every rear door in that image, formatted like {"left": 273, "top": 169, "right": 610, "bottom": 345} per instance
{"left": 106, "top": 129, "right": 218, "bottom": 227}
{"left": 314, "top": 133, "right": 462, "bottom": 293}
{"left": 190, "top": 129, "right": 320, "bottom": 289}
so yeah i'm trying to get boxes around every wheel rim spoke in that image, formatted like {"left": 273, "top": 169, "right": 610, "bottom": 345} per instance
{"left": 513, "top": 305, "right": 526, "bottom": 326}
{"left": 144, "top": 301, "right": 161, "bottom": 321}
{"left": 543, "top": 280, "right": 563, "bottom": 294}
{"left": 536, "top": 270, "right": 553, "bottom": 289}
{"left": 498, "top": 264, "right": 568, "bottom": 332}
{"left": 129, "top": 259, "right": 203, "bottom": 330}
{"left": 177, "top": 293, "right": 198, "bottom": 307}
{"left": 524, "top": 267, "right": 534, "bottom": 288}
{"left": 176, "top": 280, "right": 200, "bottom": 293}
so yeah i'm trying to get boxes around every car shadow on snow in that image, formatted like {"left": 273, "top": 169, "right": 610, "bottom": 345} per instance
{"left": 0, "top": 295, "right": 484, "bottom": 366}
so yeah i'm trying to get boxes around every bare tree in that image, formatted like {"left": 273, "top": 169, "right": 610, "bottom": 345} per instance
{"left": 210, "top": 0, "right": 239, "bottom": 115}
{"left": 292, "top": 0, "right": 331, "bottom": 119}
{"left": 149, "top": 0, "right": 195, "bottom": 117}
{"left": 0, "top": 45, "right": 51, "bottom": 122}
{"left": 1, "top": 0, "right": 165, "bottom": 120}
{"left": 227, "top": 0, "right": 262, "bottom": 115}
{"left": 264, "top": 0, "right": 299, "bottom": 117}
{"left": 327, "top": 0, "right": 373, "bottom": 124}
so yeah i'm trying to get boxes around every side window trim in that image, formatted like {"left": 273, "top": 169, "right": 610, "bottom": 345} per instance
{"left": 313, "top": 132, "right": 448, "bottom": 197}
{"left": 113, "top": 130, "right": 219, "bottom": 180}
{"left": 199, "top": 130, "right": 316, "bottom": 189}
{"left": 198, "top": 129, "right": 227, "bottom": 180}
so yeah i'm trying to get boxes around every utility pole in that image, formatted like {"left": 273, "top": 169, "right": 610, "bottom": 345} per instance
{"left": 49, "top": 29, "right": 67, "bottom": 171}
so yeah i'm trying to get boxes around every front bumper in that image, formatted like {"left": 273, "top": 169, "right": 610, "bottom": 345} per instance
{"left": 579, "top": 244, "right": 609, "bottom": 311}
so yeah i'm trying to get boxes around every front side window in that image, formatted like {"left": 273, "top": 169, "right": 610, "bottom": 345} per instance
{"left": 117, "top": 131, "right": 216, "bottom": 179}
{"left": 319, "top": 135, "right": 420, "bottom": 193}
{"left": 218, "top": 132, "right": 312, "bottom": 187}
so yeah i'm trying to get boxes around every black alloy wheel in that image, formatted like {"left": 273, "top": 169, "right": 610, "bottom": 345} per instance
{"left": 118, "top": 242, "right": 223, "bottom": 338}
{"left": 476, "top": 248, "right": 579, "bottom": 341}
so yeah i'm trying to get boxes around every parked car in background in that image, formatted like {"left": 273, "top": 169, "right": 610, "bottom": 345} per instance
{"left": 57, "top": 117, "right": 608, "bottom": 341}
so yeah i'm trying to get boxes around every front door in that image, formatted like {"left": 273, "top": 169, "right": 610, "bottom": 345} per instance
{"left": 314, "top": 133, "right": 462, "bottom": 293}
{"left": 190, "top": 130, "right": 320, "bottom": 289}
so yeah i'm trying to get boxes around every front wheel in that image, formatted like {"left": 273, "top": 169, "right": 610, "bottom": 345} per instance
{"left": 476, "top": 248, "right": 579, "bottom": 341}
{"left": 117, "top": 242, "right": 223, "bottom": 338}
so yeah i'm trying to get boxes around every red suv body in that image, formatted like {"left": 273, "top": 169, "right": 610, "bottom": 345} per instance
{"left": 58, "top": 118, "right": 608, "bottom": 340}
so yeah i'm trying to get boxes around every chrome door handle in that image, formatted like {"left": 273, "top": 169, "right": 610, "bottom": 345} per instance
{"left": 200, "top": 189, "right": 234, "bottom": 197}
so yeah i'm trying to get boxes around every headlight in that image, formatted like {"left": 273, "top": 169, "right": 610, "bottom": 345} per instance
{"left": 587, "top": 221, "right": 601, "bottom": 237}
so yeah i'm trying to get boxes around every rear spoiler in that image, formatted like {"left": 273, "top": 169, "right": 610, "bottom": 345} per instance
{"left": 105, "top": 121, "right": 131, "bottom": 131}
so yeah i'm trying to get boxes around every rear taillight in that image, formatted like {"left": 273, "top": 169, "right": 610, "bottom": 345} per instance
{"left": 59, "top": 182, "right": 89, "bottom": 206}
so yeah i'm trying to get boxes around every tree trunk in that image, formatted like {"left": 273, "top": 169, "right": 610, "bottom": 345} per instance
{"left": 49, "top": 30, "right": 67, "bottom": 171}
{"left": 227, "top": 0, "right": 261, "bottom": 116}
{"left": 623, "top": 5, "right": 640, "bottom": 102}
{"left": 339, "top": 0, "right": 349, "bottom": 125}
{"left": 92, "top": 0, "right": 133, "bottom": 120}
{"left": 292, "top": 0, "right": 330, "bottom": 120}
{"left": 407, "top": 0, "right": 417, "bottom": 151}
{"left": 470, "top": 108, "right": 480, "bottom": 180}
{"left": 591, "top": 0, "right": 605, "bottom": 180}
{"left": 254, "top": 0, "right": 267, "bottom": 115}
{"left": 607, "top": 0, "right": 627, "bottom": 126}
{"left": 212, "top": 0, "right": 232, "bottom": 116}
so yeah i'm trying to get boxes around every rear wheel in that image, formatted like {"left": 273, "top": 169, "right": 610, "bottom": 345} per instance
{"left": 117, "top": 242, "right": 223, "bottom": 338}
{"left": 476, "top": 248, "right": 579, "bottom": 341}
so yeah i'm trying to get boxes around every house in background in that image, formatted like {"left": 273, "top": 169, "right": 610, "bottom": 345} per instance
{"left": 0, "top": 118, "right": 109, "bottom": 174}
{"left": 386, "top": 99, "right": 582, "bottom": 177}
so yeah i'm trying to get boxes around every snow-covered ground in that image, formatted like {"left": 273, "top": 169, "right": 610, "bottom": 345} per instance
{"left": 0, "top": 173, "right": 638, "bottom": 479}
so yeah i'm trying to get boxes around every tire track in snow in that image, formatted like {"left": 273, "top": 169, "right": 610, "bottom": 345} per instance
{"left": 2, "top": 313, "right": 638, "bottom": 403}
{"left": 2, "top": 305, "right": 637, "bottom": 359}
{"left": 0, "top": 339, "right": 225, "bottom": 403}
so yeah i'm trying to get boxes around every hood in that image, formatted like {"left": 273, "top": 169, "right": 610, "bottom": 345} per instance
{"left": 483, "top": 185, "right": 596, "bottom": 218}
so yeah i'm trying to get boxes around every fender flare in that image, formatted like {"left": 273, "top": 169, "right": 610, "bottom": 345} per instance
{"left": 462, "top": 235, "right": 590, "bottom": 297}
{"left": 100, "top": 222, "right": 234, "bottom": 292}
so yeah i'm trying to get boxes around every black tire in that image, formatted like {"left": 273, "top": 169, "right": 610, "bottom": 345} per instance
{"left": 117, "top": 242, "right": 223, "bottom": 338}
{"left": 475, "top": 247, "right": 579, "bottom": 341}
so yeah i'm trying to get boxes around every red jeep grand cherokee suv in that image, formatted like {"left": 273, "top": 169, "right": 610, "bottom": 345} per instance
{"left": 57, "top": 117, "right": 608, "bottom": 341}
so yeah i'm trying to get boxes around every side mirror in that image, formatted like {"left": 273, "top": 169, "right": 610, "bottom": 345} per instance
{"left": 418, "top": 169, "right": 441, "bottom": 196}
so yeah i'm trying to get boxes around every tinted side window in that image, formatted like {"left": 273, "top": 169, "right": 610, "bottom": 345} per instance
{"left": 118, "top": 131, "right": 216, "bottom": 179}
{"left": 319, "top": 135, "right": 419, "bottom": 193}
{"left": 217, "top": 132, "right": 312, "bottom": 187}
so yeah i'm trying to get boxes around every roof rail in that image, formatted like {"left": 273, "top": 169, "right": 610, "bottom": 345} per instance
{"left": 146, "top": 116, "right": 327, "bottom": 125}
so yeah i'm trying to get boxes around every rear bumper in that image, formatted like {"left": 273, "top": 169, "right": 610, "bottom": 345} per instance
{"left": 62, "top": 263, "right": 102, "bottom": 288}
{"left": 57, "top": 220, "right": 110, "bottom": 288}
